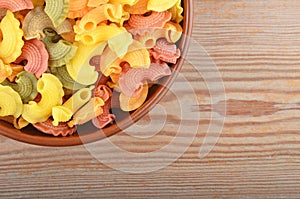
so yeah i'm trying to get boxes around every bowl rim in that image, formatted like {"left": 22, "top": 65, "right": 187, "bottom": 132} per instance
{"left": 0, "top": 0, "right": 194, "bottom": 146}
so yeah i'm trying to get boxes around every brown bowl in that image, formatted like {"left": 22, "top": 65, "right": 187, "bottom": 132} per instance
{"left": 0, "top": 0, "right": 194, "bottom": 146}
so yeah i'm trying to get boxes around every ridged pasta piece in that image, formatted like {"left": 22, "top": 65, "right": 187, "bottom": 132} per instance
{"left": 149, "top": 38, "right": 180, "bottom": 64}
{"left": 109, "top": 0, "right": 138, "bottom": 6}
{"left": 2, "top": 71, "right": 38, "bottom": 103}
{"left": 0, "top": 85, "right": 23, "bottom": 118}
{"left": 68, "top": 97, "right": 104, "bottom": 127}
{"left": 32, "top": 0, "right": 45, "bottom": 7}
{"left": 124, "top": 0, "right": 149, "bottom": 14}
{"left": 33, "top": 117, "right": 76, "bottom": 136}
{"left": 43, "top": 28, "right": 78, "bottom": 67}
{"left": 94, "top": 84, "right": 112, "bottom": 102}
{"left": 52, "top": 87, "right": 93, "bottom": 126}
{"left": 22, "top": 74, "right": 64, "bottom": 124}
{"left": 162, "top": 22, "right": 182, "bottom": 43}
{"left": 92, "top": 98, "right": 115, "bottom": 128}
{"left": 147, "top": 0, "right": 177, "bottom": 12}
{"left": 0, "top": 59, "right": 12, "bottom": 83}
{"left": 168, "top": 0, "right": 183, "bottom": 23}
{"left": 108, "top": 31, "right": 133, "bottom": 58}
{"left": 0, "top": 0, "right": 33, "bottom": 12}
{"left": 118, "top": 61, "right": 171, "bottom": 97}
{"left": 50, "top": 66, "right": 86, "bottom": 90}
{"left": 119, "top": 82, "right": 148, "bottom": 111}
{"left": 87, "top": 0, "right": 108, "bottom": 7}
{"left": 45, "top": 0, "right": 69, "bottom": 27}
{"left": 15, "top": 39, "right": 49, "bottom": 78}
{"left": 0, "top": 11, "right": 24, "bottom": 64}
{"left": 66, "top": 41, "right": 106, "bottom": 85}
{"left": 68, "top": 0, "right": 89, "bottom": 19}
{"left": 134, "top": 32, "right": 157, "bottom": 49}
{"left": 74, "top": 4, "right": 124, "bottom": 34}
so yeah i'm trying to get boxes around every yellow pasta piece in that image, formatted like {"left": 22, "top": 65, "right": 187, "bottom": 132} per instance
{"left": 134, "top": 32, "right": 157, "bottom": 49}
{"left": 0, "top": 85, "right": 23, "bottom": 118}
{"left": 52, "top": 87, "right": 93, "bottom": 126}
{"left": 109, "top": 0, "right": 138, "bottom": 6}
{"left": 163, "top": 21, "right": 183, "bottom": 43}
{"left": 45, "top": 0, "right": 70, "bottom": 27}
{"left": 66, "top": 41, "right": 106, "bottom": 85}
{"left": 13, "top": 116, "right": 29, "bottom": 129}
{"left": 0, "top": 59, "right": 12, "bottom": 83}
{"left": 168, "top": 0, "right": 183, "bottom": 23}
{"left": 87, "top": 0, "right": 108, "bottom": 7}
{"left": 147, "top": 0, "right": 177, "bottom": 12}
{"left": 68, "top": 97, "right": 104, "bottom": 127}
{"left": 119, "top": 82, "right": 148, "bottom": 111}
{"left": 22, "top": 74, "right": 64, "bottom": 124}
{"left": 0, "top": 10, "right": 24, "bottom": 64}
{"left": 124, "top": 0, "right": 149, "bottom": 14}
{"left": 74, "top": 4, "right": 125, "bottom": 34}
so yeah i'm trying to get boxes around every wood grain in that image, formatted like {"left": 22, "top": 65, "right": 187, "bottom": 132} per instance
{"left": 1, "top": 0, "right": 300, "bottom": 198}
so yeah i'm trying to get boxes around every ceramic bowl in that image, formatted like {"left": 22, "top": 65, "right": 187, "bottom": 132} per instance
{"left": 0, "top": 0, "right": 194, "bottom": 146}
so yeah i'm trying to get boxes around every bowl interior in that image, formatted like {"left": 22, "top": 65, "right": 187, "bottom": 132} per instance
{"left": 0, "top": 0, "right": 194, "bottom": 146}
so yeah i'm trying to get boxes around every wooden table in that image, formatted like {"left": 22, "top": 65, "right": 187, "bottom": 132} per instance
{"left": 1, "top": 0, "right": 300, "bottom": 198}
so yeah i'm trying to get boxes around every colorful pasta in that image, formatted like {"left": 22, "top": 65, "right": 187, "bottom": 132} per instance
{"left": 16, "top": 39, "right": 49, "bottom": 78}
{"left": 0, "top": 0, "right": 33, "bottom": 12}
{"left": 2, "top": 71, "right": 38, "bottom": 103}
{"left": 87, "top": 0, "right": 109, "bottom": 7}
{"left": 0, "top": 11, "right": 24, "bottom": 64}
{"left": 33, "top": 117, "right": 76, "bottom": 136}
{"left": 0, "top": 85, "right": 23, "bottom": 118}
{"left": 45, "top": 0, "right": 70, "bottom": 27}
{"left": 0, "top": 59, "right": 12, "bottom": 83}
{"left": 68, "top": 0, "right": 89, "bottom": 19}
{"left": 147, "top": 0, "right": 178, "bottom": 12}
{"left": 22, "top": 73, "right": 64, "bottom": 124}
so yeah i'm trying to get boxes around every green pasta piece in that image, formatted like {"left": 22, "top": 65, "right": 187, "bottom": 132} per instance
{"left": 1, "top": 71, "right": 38, "bottom": 103}
{"left": 50, "top": 65, "right": 86, "bottom": 90}
{"left": 45, "top": 0, "right": 70, "bottom": 27}
{"left": 43, "top": 28, "right": 78, "bottom": 67}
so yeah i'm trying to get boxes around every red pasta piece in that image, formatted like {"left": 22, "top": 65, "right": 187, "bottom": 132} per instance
{"left": 33, "top": 118, "right": 76, "bottom": 137}
{"left": 118, "top": 61, "right": 172, "bottom": 97}
{"left": 92, "top": 99, "right": 115, "bottom": 129}
{"left": 15, "top": 39, "right": 49, "bottom": 78}
{"left": 94, "top": 84, "right": 112, "bottom": 102}
{"left": 0, "top": 0, "right": 33, "bottom": 12}
{"left": 149, "top": 38, "right": 181, "bottom": 64}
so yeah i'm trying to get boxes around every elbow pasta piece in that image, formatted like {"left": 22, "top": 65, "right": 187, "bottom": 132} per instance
{"left": 147, "top": 0, "right": 178, "bottom": 12}
{"left": 45, "top": 0, "right": 70, "bottom": 27}
{"left": 22, "top": 74, "right": 64, "bottom": 124}
{"left": 0, "top": 59, "right": 12, "bottom": 83}
{"left": 119, "top": 82, "right": 148, "bottom": 111}
{"left": 68, "top": 97, "right": 104, "bottom": 127}
{"left": 66, "top": 41, "right": 106, "bottom": 85}
{"left": 33, "top": 117, "right": 76, "bottom": 136}
{"left": 0, "top": 85, "right": 23, "bottom": 118}
{"left": 2, "top": 71, "right": 38, "bottom": 104}
{"left": 118, "top": 61, "right": 171, "bottom": 97}
{"left": 87, "top": 0, "right": 108, "bottom": 7}
{"left": 68, "top": 0, "right": 89, "bottom": 19}
{"left": 52, "top": 87, "right": 93, "bottom": 126}
{"left": 0, "top": 11, "right": 24, "bottom": 64}
{"left": 149, "top": 38, "right": 181, "bottom": 64}
{"left": 16, "top": 39, "right": 49, "bottom": 78}
{"left": 168, "top": 0, "right": 183, "bottom": 23}
{"left": 43, "top": 28, "right": 78, "bottom": 67}
{"left": 0, "top": 0, "right": 33, "bottom": 12}
{"left": 50, "top": 66, "right": 86, "bottom": 90}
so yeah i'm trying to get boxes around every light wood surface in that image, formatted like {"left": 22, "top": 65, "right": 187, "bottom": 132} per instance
{"left": 2, "top": 0, "right": 300, "bottom": 198}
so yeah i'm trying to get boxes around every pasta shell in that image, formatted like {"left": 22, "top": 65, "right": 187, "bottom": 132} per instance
{"left": 119, "top": 82, "right": 148, "bottom": 111}
{"left": 92, "top": 98, "right": 115, "bottom": 129}
{"left": 45, "top": 0, "right": 70, "bottom": 27}
{"left": 16, "top": 39, "right": 49, "bottom": 78}
{"left": 22, "top": 73, "right": 64, "bottom": 124}
{"left": 0, "top": 85, "right": 23, "bottom": 118}
{"left": 2, "top": 71, "right": 38, "bottom": 104}
{"left": 0, "top": 0, "right": 33, "bottom": 12}
{"left": 51, "top": 106, "right": 73, "bottom": 126}
{"left": 150, "top": 38, "right": 180, "bottom": 64}
{"left": 124, "top": 0, "right": 149, "bottom": 14}
{"left": 68, "top": 0, "right": 89, "bottom": 19}
{"left": 168, "top": 0, "right": 183, "bottom": 23}
{"left": 118, "top": 61, "right": 171, "bottom": 97}
{"left": 0, "top": 11, "right": 24, "bottom": 64}
{"left": 13, "top": 116, "right": 29, "bottom": 129}
{"left": 87, "top": 0, "right": 109, "bottom": 7}
{"left": 0, "top": 59, "right": 12, "bottom": 83}
{"left": 94, "top": 84, "right": 112, "bottom": 102}
{"left": 109, "top": 0, "right": 139, "bottom": 6}
{"left": 147, "top": 0, "right": 177, "bottom": 12}
{"left": 122, "top": 40, "right": 150, "bottom": 68}
{"left": 33, "top": 118, "right": 76, "bottom": 136}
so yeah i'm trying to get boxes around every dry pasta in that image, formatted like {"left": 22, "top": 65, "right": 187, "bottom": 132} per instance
{"left": 0, "top": 85, "right": 23, "bottom": 118}
{"left": 147, "top": 0, "right": 178, "bottom": 12}
{"left": 44, "top": 0, "right": 69, "bottom": 27}
{"left": 0, "top": 0, "right": 33, "bottom": 12}
{"left": 0, "top": 59, "right": 12, "bottom": 83}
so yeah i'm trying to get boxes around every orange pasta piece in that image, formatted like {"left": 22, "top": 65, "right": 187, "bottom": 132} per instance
{"left": 92, "top": 98, "right": 115, "bottom": 128}
{"left": 118, "top": 61, "right": 172, "bottom": 97}
{"left": 149, "top": 38, "right": 180, "bottom": 64}
{"left": 7, "top": 64, "right": 24, "bottom": 82}
{"left": 15, "top": 39, "right": 49, "bottom": 78}
{"left": 0, "top": 0, "right": 33, "bottom": 12}
{"left": 68, "top": 0, "right": 89, "bottom": 19}
{"left": 124, "top": 0, "right": 149, "bottom": 14}
{"left": 87, "top": 0, "right": 108, "bottom": 7}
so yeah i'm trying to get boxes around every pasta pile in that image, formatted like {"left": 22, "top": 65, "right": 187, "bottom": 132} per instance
{"left": 0, "top": 0, "right": 183, "bottom": 136}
